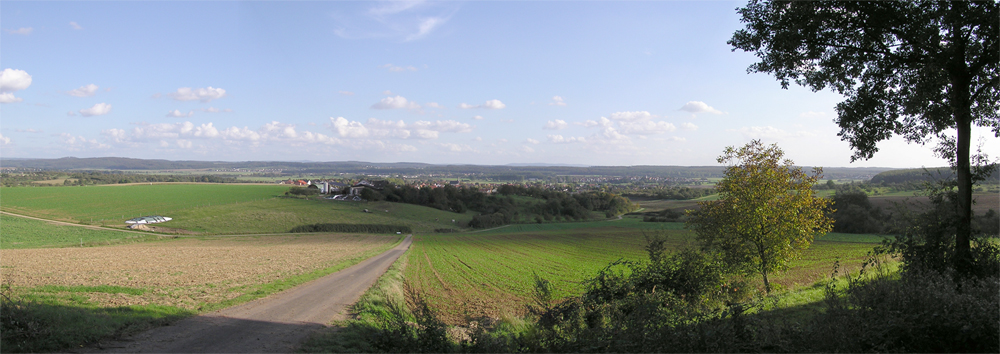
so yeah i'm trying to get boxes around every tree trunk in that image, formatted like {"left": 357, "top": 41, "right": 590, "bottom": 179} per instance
{"left": 949, "top": 6, "right": 973, "bottom": 273}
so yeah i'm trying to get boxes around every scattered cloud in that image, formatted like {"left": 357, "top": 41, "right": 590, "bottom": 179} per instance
{"left": 167, "top": 110, "right": 194, "bottom": 118}
{"left": 339, "top": 90, "right": 355, "bottom": 96}
{"left": 329, "top": 117, "right": 472, "bottom": 140}
{"left": 525, "top": 138, "right": 540, "bottom": 144}
{"left": 734, "top": 126, "right": 815, "bottom": 140}
{"left": 459, "top": 99, "right": 505, "bottom": 109}
{"left": 406, "top": 17, "right": 445, "bottom": 41}
{"left": 69, "top": 21, "right": 83, "bottom": 30}
{"left": 519, "top": 145, "right": 535, "bottom": 153}
{"left": 67, "top": 84, "right": 99, "bottom": 97}
{"left": 609, "top": 111, "right": 655, "bottom": 121}
{"left": 167, "top": 87, "right": 227, "bottom": 102}
{"left": 0, "top": 134, "right": 9, "bottom": 145}
{"left": 543, "top": 120, "right": 568, "bottom": 130}
{"left": 102, "top": 128, "right": 127, "bottom": 143}
{"left": 67, "top": 111, "right": 77, "bottom": 116}
{"left": 435, "top": 142, "right": 475, "bottom": 152}
{"left": 0, "top": 93, "right": 22, "bottom": 103}
{"left": 681, "top": 122, "right": 698, "bottom": 130}
{"left": 679, "top": 101, "right": 723, "bottom": 114}
{"left": 197, "top": 107, "right": 232, "bottom": 113}
{"left": 425, "top": 102, "right": 443, "bottom": 109}
{"left": 382, "top": 90, "right": 394, "bottom": 95}
{"left": 380, "top": 64, "right": 418, "bottom": 72}
{"left": 547, "top": 134, "right": 586, "bottom": 144}
{"left": 58, "top": 133, "right": 109, "bottom": 150}
{"left": 618, "top": 120, "right": 676, "bottom": 135}
{"left": 472, "top": 115, "right": 484, "bottom": 120}
{"left": 15, "top": 128, "right": 41, "bottom": 133}
{"left": 371, "top": 95, "right": 421, "bottom": 110}
{"left": 176, "top": 139, "right": 193, "bottom": 149}
{"left": 799, "top": 111, "right": 827, "bottom": 119}
{"left": 0, "top": 68, "right": 32, "bottom": 103}
{"left": 500, "top": 118, "right": 514, "bottom": 123}
{"left": 5, "top": 27, "right": 32, "bottom": 35}
{"left": 79, "top": 103, "right": 112, "bottom": 117}
{"left": 549, "top": 96, "right": 567, "bottom": 106}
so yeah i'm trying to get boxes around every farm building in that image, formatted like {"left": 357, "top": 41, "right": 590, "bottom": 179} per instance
{"left": 125, "top": 215, "right": 173, "bottom": 224}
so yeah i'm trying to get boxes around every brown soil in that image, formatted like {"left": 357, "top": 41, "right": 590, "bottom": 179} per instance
{"left": 1, "top": 234, "right": 398, "bottom": 310}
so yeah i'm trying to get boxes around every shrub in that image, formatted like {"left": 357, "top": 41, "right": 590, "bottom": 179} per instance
{"left": 289, "top": 223, "right": 411, "bottom": 234}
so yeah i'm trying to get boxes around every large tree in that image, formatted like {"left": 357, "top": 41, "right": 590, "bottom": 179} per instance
{"left": 688, "top": 141, "right": 833, "bottom": 293}
{"left": 729, "top": 1, "right": 999, "bottom": 271}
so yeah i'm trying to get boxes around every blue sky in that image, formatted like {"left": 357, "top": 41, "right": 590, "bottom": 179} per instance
{"left": 1, "top": 1, "right": 993, "bottom": 168}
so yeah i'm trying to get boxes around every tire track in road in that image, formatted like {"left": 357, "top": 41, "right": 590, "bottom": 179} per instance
{"left": 86, "top": 235, "right": 413, "bottom": 353}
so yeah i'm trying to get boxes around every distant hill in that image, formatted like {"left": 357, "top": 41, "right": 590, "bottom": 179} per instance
{"left": 870, "top": 165, "right": 999, "bottom": 185}
{"left": 1, "top": 157, "right": 896, "bottom": 180}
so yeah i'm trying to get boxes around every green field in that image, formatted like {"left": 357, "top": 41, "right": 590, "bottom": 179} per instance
{"left": 408, "top": 226, "right": 884, "bottom": 324}
{"left": 0, "top": 184, "right": 473, "bottom": 234}
{"left": 0, "top": 214, "right": 165, "bottom": 249}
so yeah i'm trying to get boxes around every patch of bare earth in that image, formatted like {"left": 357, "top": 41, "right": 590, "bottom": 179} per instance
{"left": 0, "top": 234, "right": 397, "bottom": 309}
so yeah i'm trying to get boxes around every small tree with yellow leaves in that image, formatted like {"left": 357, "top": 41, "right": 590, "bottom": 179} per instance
{"left": 688, "top": 140, "right": 834, "bottom": 294}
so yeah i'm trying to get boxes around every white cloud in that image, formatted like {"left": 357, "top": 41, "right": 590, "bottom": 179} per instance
{"left": 0, "top": 134, "right": 10, "bottom": 145}
{"left": 609, "top": 111, "right": 654, "bottom": 121}
{"left": 459, "top": 99, "right": 506, "bottom": 109}
{"left": 472, "top": 115, "right": 484, "bottom": 120}
{"left": 176, "top": 140, "right": 193, "bottom": 149}
{"left": 69, "top": 22, "right": 83, "bottom": 30}
{"left": 371, "top": 95, "right": 422, "bottom": 110}
{"left": 543, "top": 120, "right": 568, "bottom": 130}
{"left": 681, "top": 122, "right": 698, "bottom": 130}
{"left": 435, "top": 142, "right": 475, "bottom": 152}
{"left": 5, "top": 28, "right": 32, "bottom": 35}
{"left": 58, "top": 133, "right": 109, "bottom": 150}
{"left": 412, "top": 120, "right": 473, "bottom": 133}
{"left": 383, "top": 90, "right": 394, "bottom": 95}
{"left": 67, "top": 111, "right": 77, "bottom": 116}
{"left": 168, "top": 87, "right": 227, "bottom": 102}
{"left": 197, "top": 107, "right": 232, "bottom": 113}
{"left": 166, "top": 110, "right": 194, "bottom": 118}
{"left": 425, "top": 102, "right": 443, "bottom": 109}
{"left": 679, "top": 101, "right": 723, "bottom": 114}
{"left": 331, "top": 117, "right": 371, "bottom": 138}
{"left": 102, "top": 128, "right": 128, "bottom": 143}
{"left": 15, "top": 129, "right": 41, "bottom": 133}
{"left": 1, "top": 69, "right": 32, "bottom": 93}
{"left": 526, "top": 138, "right": 540, "bottom": 144}
{"left": 380, "top": 64, "right": 418, "bottom": 72}
{"left": 799, "top": 111, "right": 827, "bottom": 119}
{"left": 79, "top": 103, "right": 112, "bottom": 117}
{"left": 0, "top": 93, "right": 22, "bottom": 103}
{"left": 406, "top": 17, "right": 444, "bottom": 41}
{"left": 734, "top": 126, "right": 814, "bottom": 140}
{"left": 549, "top": 96, "right": 567, "bottom": 106}
{"left": 548, "top": 134, "right": 586, "bottom": 144}
{"left": 618, "top": 120, "right": 676, "bottom": 135}
{"left": 67, "top": 84, "right": 99, "bottom": 97}
{"left": 339, "top": 90, "right": 355, "bottom": 96}
{"left": 520, "top": 145, "right": 535, "bottom": 153}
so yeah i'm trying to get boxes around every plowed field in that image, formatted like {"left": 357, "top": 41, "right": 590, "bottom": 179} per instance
{"left": 1, "top": 234, "right": 400, "bottom": 310}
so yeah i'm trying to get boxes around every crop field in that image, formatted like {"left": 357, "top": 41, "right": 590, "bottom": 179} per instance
{"left": 406, "top": 228, "right": 884, "bottom": 324}
{"left": 0, "top": 184, "right": 288, "bottom": 224}
{"left": 1, "top": 214, "right": 161, "bottom": 249}
{"left": 1, "top": 233, "right": 401, "bottom": 310}
{"left": 0, "top": 184, "right": 473, "bottom": 234}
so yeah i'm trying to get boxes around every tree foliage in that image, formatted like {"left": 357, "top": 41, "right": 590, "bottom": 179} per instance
{"left": 729, "top": 0, "right": 999, "bottom": 271}
{"left": 688, "top": 141, "right": 833, "bottom": 293}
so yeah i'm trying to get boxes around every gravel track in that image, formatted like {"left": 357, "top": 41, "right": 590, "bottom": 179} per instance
{"left": 82, "top": 234, "right": 412, "bottom": 353}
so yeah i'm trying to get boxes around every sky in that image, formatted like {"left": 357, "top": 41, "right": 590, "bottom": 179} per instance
{"left": 1, "top": 1, "right": 995, "bottom": 168}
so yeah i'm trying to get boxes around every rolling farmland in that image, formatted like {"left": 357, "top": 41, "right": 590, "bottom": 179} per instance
{"left": 2, "top": 233, "right": 402, "bottom": 310}
{"left": 0, "top": 184, "right": 474, "bottom": 234}
{"left": 407, "top": 226, "right": 885, "bottom": 324}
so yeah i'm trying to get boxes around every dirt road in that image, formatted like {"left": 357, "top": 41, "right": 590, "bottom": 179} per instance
{"left": 85, "top": 234, "right": 413, "bottom": 353}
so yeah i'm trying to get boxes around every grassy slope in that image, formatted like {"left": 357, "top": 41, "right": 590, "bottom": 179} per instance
{"left": 0, "top": 184, "right": 473, "bottom": 234}
{"left": 409, "top": 224, "right": 884, "bottom": 324}
{"left": 1, "top": 214, "right": 164, "bottom": 249}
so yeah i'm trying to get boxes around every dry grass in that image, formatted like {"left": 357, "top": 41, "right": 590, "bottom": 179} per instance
{"left": 0, "top": 234, "right": 398, "bottom": 309}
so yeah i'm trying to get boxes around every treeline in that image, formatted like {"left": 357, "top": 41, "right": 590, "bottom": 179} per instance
{"left": 288, "top": 223, "right": 411, "bottom": 234}
{"left": 0, "top": 171, "right": 238, "bottom": 187}
{"left": 830, "top": 188, "right": 999, "bottom": 237}
{"left": 62, "top": 172, "right": 237, "bottom": 185}
{"left": 622, "top": 186, "right": 715, "bottom": 200}
{"left": 361, "top": 184, "right": 637, "bottom": 229}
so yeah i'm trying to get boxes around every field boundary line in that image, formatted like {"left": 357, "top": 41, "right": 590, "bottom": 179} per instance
{"left": 0, "top": 211, "right": 162, "bottom": 236}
